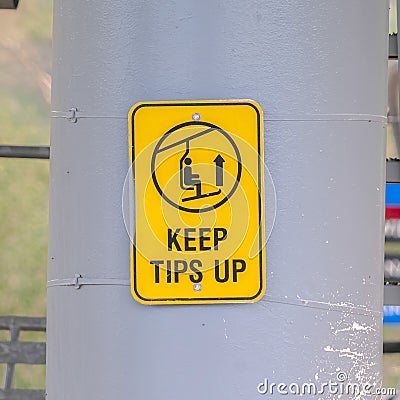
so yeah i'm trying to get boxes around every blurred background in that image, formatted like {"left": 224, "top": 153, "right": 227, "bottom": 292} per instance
{"left": 0, "top": 0, "right": 51, "bottom": 389}
{"left": 0, "top": 0, "right": 400, "bottom": 392}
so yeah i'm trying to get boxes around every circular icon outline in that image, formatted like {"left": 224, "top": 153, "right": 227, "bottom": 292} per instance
{"left": 151, "top": 121, "right": 242, "bottom": 213}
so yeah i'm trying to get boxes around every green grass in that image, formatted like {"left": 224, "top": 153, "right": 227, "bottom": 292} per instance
{"left": 0, "top": 0, "right": 52, "bottom": 390}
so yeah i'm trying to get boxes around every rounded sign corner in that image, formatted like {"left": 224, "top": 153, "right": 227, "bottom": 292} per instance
{"left": 128, "top": 102, "right": 146, "bottom": 121}
{"left": 242, "top": 99, "right": 264, "bottom": 115}
{"left": 130, "top": 285, "right": 151, "bottom": 305}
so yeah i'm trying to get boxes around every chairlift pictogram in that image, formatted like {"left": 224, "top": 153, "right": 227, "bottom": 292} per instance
{"left": 179, "top": 139, "right": 223, "bottom": 202}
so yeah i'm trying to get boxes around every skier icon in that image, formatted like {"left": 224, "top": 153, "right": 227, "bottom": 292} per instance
{"left": 179, "top": 145, "right": 221, "bottom": 202}
{"left": 152, "top": 122, "right": 241, "bottom": 212}
{"left": 183, "top": 158, "right": 201, "bottom": 188}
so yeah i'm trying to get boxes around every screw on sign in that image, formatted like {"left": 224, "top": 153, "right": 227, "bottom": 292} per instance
{"left": 128, "top": 100, "right": 265, "bottom": 305}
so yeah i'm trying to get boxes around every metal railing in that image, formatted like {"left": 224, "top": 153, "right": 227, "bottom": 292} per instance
{"left": 0, "top": 316, "right": 46, "bottom": 400}
{"left": 0, "top": 146, "right": 49, "bottom": 160}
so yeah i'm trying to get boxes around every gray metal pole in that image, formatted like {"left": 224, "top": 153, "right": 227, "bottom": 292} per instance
{"left": 47, "top": 1, "right": 388, "bottom": 399}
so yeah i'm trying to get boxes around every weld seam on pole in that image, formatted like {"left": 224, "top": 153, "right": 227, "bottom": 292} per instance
{"left": 51, "top": 110, "right": 125, "bottom": 121}
{"left": 51, "top": 111, "right": 386, "bottom": 123}
{"left": 46, "top": 276, "right": 382, "bottom": 316}
{"left": 266, "top": 114, "right": 386, "bottom": 123}
{"left": 47, "top": 277, "right": 130, "bottom": 289}
{"left": 259, "top": 295, "right": 382, "bottom": 317}
{"left": 51, "top": 115, "right": 126, "bottom": 120}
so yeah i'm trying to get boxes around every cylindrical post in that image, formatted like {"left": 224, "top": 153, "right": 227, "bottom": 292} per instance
{"left": 47, "top": 1, "right": 388, "bottom": 399}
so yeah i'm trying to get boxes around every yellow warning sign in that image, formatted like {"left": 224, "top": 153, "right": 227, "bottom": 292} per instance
{"left": 128, "top": 100, "right": 265, "bottom": 304}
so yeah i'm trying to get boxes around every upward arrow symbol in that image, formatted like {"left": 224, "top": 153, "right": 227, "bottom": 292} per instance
{"left": 214, "top": 154, "right": 225, "bottom": 187}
